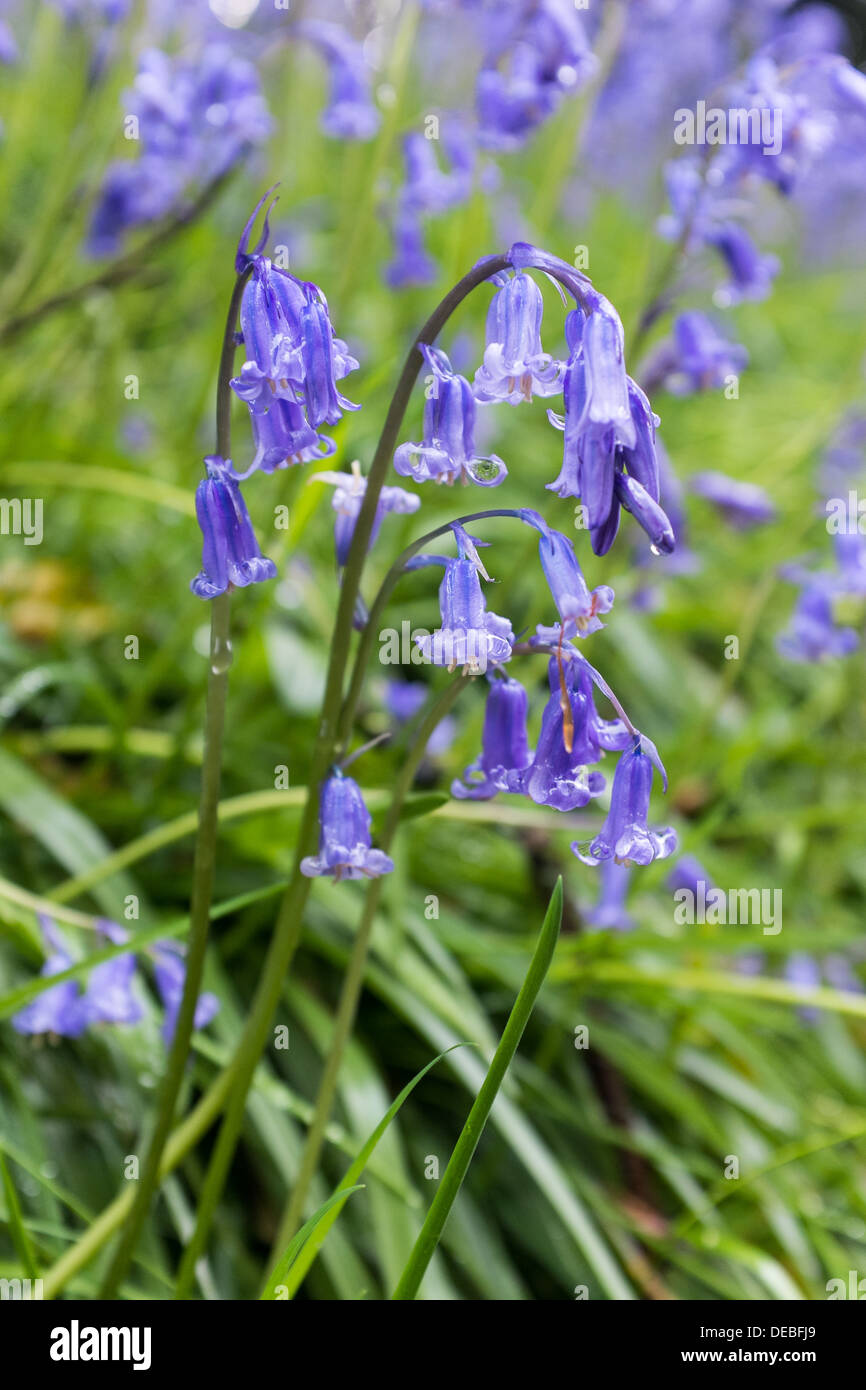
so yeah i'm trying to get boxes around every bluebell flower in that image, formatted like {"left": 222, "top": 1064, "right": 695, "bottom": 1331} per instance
{"left": 301, "top": 771, "right": 394, "bottom": 881}
{"left": 191, "top": 456, "right": 277, "bottom": 600}
{"left": 84, "top": 920, "right": 142, "bottom": 1027}
{"left": 474, "top": 271, "right": 563, "bottom": 404}
{"left": 776, "top": 577, "right": 857, "bottom": 662}
{"left": 642, "top": 312, "right": 749, "bottom": 395}
{"left": 87, "top": 45, "right": 271, "bottom": 256}
{"left": 231, "top": 257, "right": 359, "bottom": 434}
{"left": 416, "top": 550, "right": 514, "bottom": 674}
{"left": 296, "top": 21, "right": 380, "bottom": 141}
{"left": 234, "top": 395, "right": 337, "bottom": 478}
{"left": 153, "top": 944, "right": 220, "bottom": 1047}
{"left": 87, "top": 156, "right": 185, "bottom": 258}
{"left": 574, "top": 737, "right": 676, "bottom": 867}
{"left": 614, "top": 472, "right": 676, "bottom": 555}
{"left": 452, "top": 674, "right": 532, "bottom": 800}
{"left": 585, "top": 859, "right": 634, "bottom": 932}
{"left": 666, "top": 855, "right": 714, "bottom": 898}
{"left": 706, "top": 223, "right": 780, "bottom": 307}
{"left": 395, "top": 345, "right": 507, "bottom": 487}
{"left": 532, "top": 519, "right": 614, "bottom": 637}
{"left": 399, "top": 126, "right": 475, "bottom": 217}
{"left": 313, "top": 461, "right": 420, "bottom": 566}
{"left": 506, "top": 658, "right": 605, "bottom": 811}
{"left": 690, "top": 471, "right": 776, "bottom": 528}
{"left": 476, "top": 0, "right": 596, "bottom": 150}
{"left": 385, "top": 204, "right": 438, "bottom": 288}
{"left": 12, "top": 916, "right": 88, "bottom": 1039}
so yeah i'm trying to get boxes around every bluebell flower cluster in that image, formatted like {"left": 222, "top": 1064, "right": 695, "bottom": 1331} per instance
{"left": 395, "top": 245, "right": 674, "bottom": 558}
{"left": 12, "top": 916, "right": 219, "bottom": 1046}
{"left": 475, "top": 0, "right": 596, "bottom": 151}
{"left": 89, "top": 44, "right": 272, "bottom": 257}
{"left": 191, "top": 195, "right": 363, "bottom": 599}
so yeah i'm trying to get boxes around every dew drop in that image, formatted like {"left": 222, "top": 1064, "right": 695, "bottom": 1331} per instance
{"left": 650, "top": 544, "right": 661, "bottom": 556}
{"left": 211, "top": 635, "right": 234, "bottom": 675}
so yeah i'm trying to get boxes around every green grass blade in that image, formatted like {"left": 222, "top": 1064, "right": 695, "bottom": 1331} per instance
{"left": 0, "top": 1148, "right": 39, "bottom": 1280}
{"left": 392, "top": 877, "right": 564, "bottom": 1301}
{"left": 260, "top": 1044, "right": 465, "bottom": 1300}
{"left": 260, "top": 1186, "right": 365, "bottom": 1300}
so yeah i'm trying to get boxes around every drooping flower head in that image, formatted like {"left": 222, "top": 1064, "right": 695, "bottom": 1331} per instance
{"left": 414, "top": 527, "right": 514, "bottom": 674}
{"left": 506, "top": 657, "right": 606, "bottom": 811}
{"left": 524, "top": 513, "right": 614, "bottom": 638}
{"left": 395, "top": 345, "right": 507, "bottom": 487}
{"left": 191, "top": 456, "right": 277, "bottom": 600}
{"left": 313, "top": 461, "right": 420, "bottom": 566}
{"left": 452, "top": 674, "right": 532, "bottom": 800}
{"left": 505, "top": 243, "right": 671, "bottom": 557}
{"left": 301, "top": 770, "right": 394, "bottom": 881}
{"left": 574, "top": 735, "right": 676, "bottom": 867}
{"left": 474, "top": 270, "right": 563, "bottom": 404}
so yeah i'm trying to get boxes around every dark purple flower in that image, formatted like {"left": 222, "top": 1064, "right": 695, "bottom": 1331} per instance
{"left": 690, "top": 471, "right": 776, "bottom": 528}
{"left": 452, "top": 674, "right": 532, "bottom": 800}
{"left": 153, "top": 944, "right": 220, "bottom": 1047}
{"left": 395, "top": 345, "right": 507, "bottom": 486}
{"left": 474, "top": 271, "right": 563, "bottom": 404}
{"left": 190, "top": 456, "right": 277, "bottom": 600}
{"left": 231, "top": 257, "right": 359, "bottom": 433}
{"left": 301, "top": 771, "right": 394, "bottom": 881}
{"left": 507, "top": 658, "right": 606, "bottom": 811}
{"left": 614, "top": 472, "right": 676, "bottom": 554}
{"left": 574, "top": 737, "right": 676, "bottom": 867}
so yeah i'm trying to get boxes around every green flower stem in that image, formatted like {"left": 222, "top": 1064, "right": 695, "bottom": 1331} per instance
{"left": 98, "top": 264, "right": 251, "bottom": 1299}
{"left": 392, "top": 877, "right": 564, "bottom": 1300}
{"left": 173, "top": 252, "right": 511, "bottom": 1299}
{"left": 267, "top": 673, "right": 472, "bottom": 1267}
